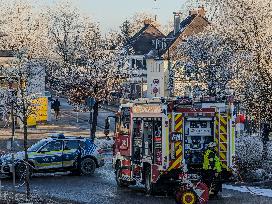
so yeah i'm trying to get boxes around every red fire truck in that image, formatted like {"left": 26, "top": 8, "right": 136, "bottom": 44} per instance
{"left": 110, "top": 97, "right": 235, "bottom": 200}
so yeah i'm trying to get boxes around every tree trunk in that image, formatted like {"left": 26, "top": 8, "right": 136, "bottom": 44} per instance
{"left": 91, "top": 102, "right": 99, "bottom": 140}
{"left": 22, "top": 101, "right": 30, "bottom": 200}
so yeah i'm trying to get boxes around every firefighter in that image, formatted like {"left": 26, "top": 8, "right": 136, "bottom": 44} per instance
{"left": 202, "top": 142, "right": 222, "bottom": 197}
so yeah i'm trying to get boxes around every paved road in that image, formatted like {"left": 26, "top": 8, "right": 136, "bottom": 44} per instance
{"left": 1, "top": 154, "right": 272, "bottom": 204}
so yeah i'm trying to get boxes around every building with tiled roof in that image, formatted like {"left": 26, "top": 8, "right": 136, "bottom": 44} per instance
{"left": 126, "top": 20, "right": 165, "bottom": 99}
{"left": 146, "top": 7, "right": 210, "bottom": 98}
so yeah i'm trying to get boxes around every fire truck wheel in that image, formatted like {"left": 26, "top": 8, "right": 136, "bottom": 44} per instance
{"left": 116, "top": 168, "right": 129, "bottom": 187}
{"left": 15, "top": 162, "right": 33, "bottom": 179}
{"left": 175, "top": 190, "right": 197, "bottom": 204}
{"left": 145, "top": 167, "right": 155, "bottom": 195}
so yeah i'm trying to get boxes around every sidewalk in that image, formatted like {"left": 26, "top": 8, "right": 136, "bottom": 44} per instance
{"left": 0, "top": 107, "right": 113, "bottom": 154}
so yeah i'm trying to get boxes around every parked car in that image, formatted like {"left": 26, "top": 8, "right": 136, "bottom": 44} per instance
{"left": 0, "top": 134, "right": 104, "bottom": 178}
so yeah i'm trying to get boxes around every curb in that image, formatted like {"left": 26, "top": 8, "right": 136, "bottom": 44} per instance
{"left": 99, "top": 106, "right": 118, "bottom": 113}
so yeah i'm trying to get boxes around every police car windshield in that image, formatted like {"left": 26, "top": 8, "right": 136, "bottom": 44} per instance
{"left": 28, "top": 140, "right": 48, "bottom": 152}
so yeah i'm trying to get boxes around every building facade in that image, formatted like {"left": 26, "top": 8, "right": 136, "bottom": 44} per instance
{"left": 126, "top": 20, "right": 165, "bottom": 99}
{"left": 146, "top": 7, "right": 210, "bottom": 98}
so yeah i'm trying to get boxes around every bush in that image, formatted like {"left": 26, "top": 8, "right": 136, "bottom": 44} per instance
{"left": 236, "top": 136, "right": 263, "bottom": 170}
{"left": 267, "top": 141, "right": 272, "bottom": 160}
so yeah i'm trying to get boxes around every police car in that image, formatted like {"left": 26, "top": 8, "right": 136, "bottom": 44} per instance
{"left": 0, "top": 134, "right": 104, "bottom": 177}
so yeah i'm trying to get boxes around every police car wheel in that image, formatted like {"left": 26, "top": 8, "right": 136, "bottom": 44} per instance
{"left": 80, "top": 158, "right": 96, "bottom": 176}
{"left": 15, "top": 163, "right": 32, "bottom": 179}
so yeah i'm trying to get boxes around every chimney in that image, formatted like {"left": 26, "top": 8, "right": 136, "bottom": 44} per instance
{"left": 173, "top": 12, "right": 182, "bottom": 35}
{"left": 144, "top": 19, "right": 152, "bottom": 26}
{"left": 189, "top": 6, "right": 206, "bottom": 17}
{"left": 197, "top": 6, "right": 206, "bottom": 17}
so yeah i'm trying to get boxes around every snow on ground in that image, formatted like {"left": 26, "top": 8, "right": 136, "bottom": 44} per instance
{"left": 95, "top": 138, "right": 114, "bottom": 151}
{"left": 223, "top": 184, "right": 272, "bottom": 198}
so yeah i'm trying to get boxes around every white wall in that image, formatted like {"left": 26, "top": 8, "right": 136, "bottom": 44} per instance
{"left": 128, "top": 55, "right": 147, "bottom": 83}
{"left": 147, "top": 59, "right": 169, "bottom": 98}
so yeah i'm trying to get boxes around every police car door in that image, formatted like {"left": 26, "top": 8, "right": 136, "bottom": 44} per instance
{"left": 63, "top": 140, "right": 81, "bottom": 168}
{"left": 36, "top": 140, "right": 63, "bottom": 169}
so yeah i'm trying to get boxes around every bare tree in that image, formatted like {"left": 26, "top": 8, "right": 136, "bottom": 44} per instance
{"left": 0, "top": 1, "right": 47, "bottom": 199}
{"left": 175, "top": 0, "right": 272, "bottom": 123}
{"left": 46, "top": 3, "right": 129, "bottom": 139}
{"left": 176, "top": 32, "right": 236, "bottom": 98}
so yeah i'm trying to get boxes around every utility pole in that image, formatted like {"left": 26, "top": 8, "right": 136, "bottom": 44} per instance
{"left": 141, "top": 76, "right": 144, "bottom": 98}
{"left": 152, "top": 0, "right": 159, "bottom": 21}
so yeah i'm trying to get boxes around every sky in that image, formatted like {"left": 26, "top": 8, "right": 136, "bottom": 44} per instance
{"left": 33, "top": 0, "right": 188, "bottom": 33}
{"left": 77, "top": 0, "right": 187, "bottom": 32}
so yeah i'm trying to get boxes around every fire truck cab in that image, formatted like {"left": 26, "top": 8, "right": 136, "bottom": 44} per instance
{"left": 111, "top": 97, "right": 235, "bottom": 194}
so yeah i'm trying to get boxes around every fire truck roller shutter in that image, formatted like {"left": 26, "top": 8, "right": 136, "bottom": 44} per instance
{"left": 168, "top": 113, "right": 183, "bottom": 171}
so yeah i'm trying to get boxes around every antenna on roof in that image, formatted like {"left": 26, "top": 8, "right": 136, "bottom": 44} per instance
{"left": 152, "top": 0, "right": 159, "bottom": 21}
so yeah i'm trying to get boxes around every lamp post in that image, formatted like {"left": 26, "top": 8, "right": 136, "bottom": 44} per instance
{"left": 86, "top": 97, "right": 96, "bottom": 140}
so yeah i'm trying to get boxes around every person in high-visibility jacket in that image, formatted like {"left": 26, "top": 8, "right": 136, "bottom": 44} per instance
{"left": 202, "top": 142, "right": 222, "bottom": 196}
{"left": 203, "top": 144, "right": 222, "bottom": 173}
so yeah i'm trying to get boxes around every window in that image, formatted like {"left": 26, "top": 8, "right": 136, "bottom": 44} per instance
{"left": 0, "top": 65, "right": 3, "bottom": 75}
{"left": 79, "top": 141, "right": 87, "bottom": 149}
{"left": 40, "top": 141, "right": 62, "bottom": 152}
{"left": 143, "top": 60, "right": 147, "bottom": 70}
{"left": 121, "top": 107, "right": 130, "bottom": 134}
{"left": 64, "top": 140, "right": 79, "bottom": 150}
{"left": 136, "top": 60, "right": 143, "bottom": 70}
{"left": 28, "top": 140, "right": 48, "bottom": 152}
{"left": 132, "top": 59, "right": 135, "bottom": 68}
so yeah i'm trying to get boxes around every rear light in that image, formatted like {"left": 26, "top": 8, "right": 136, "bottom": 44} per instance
{"left": 97, "top": 149, "right": 104, "bottom": 154}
